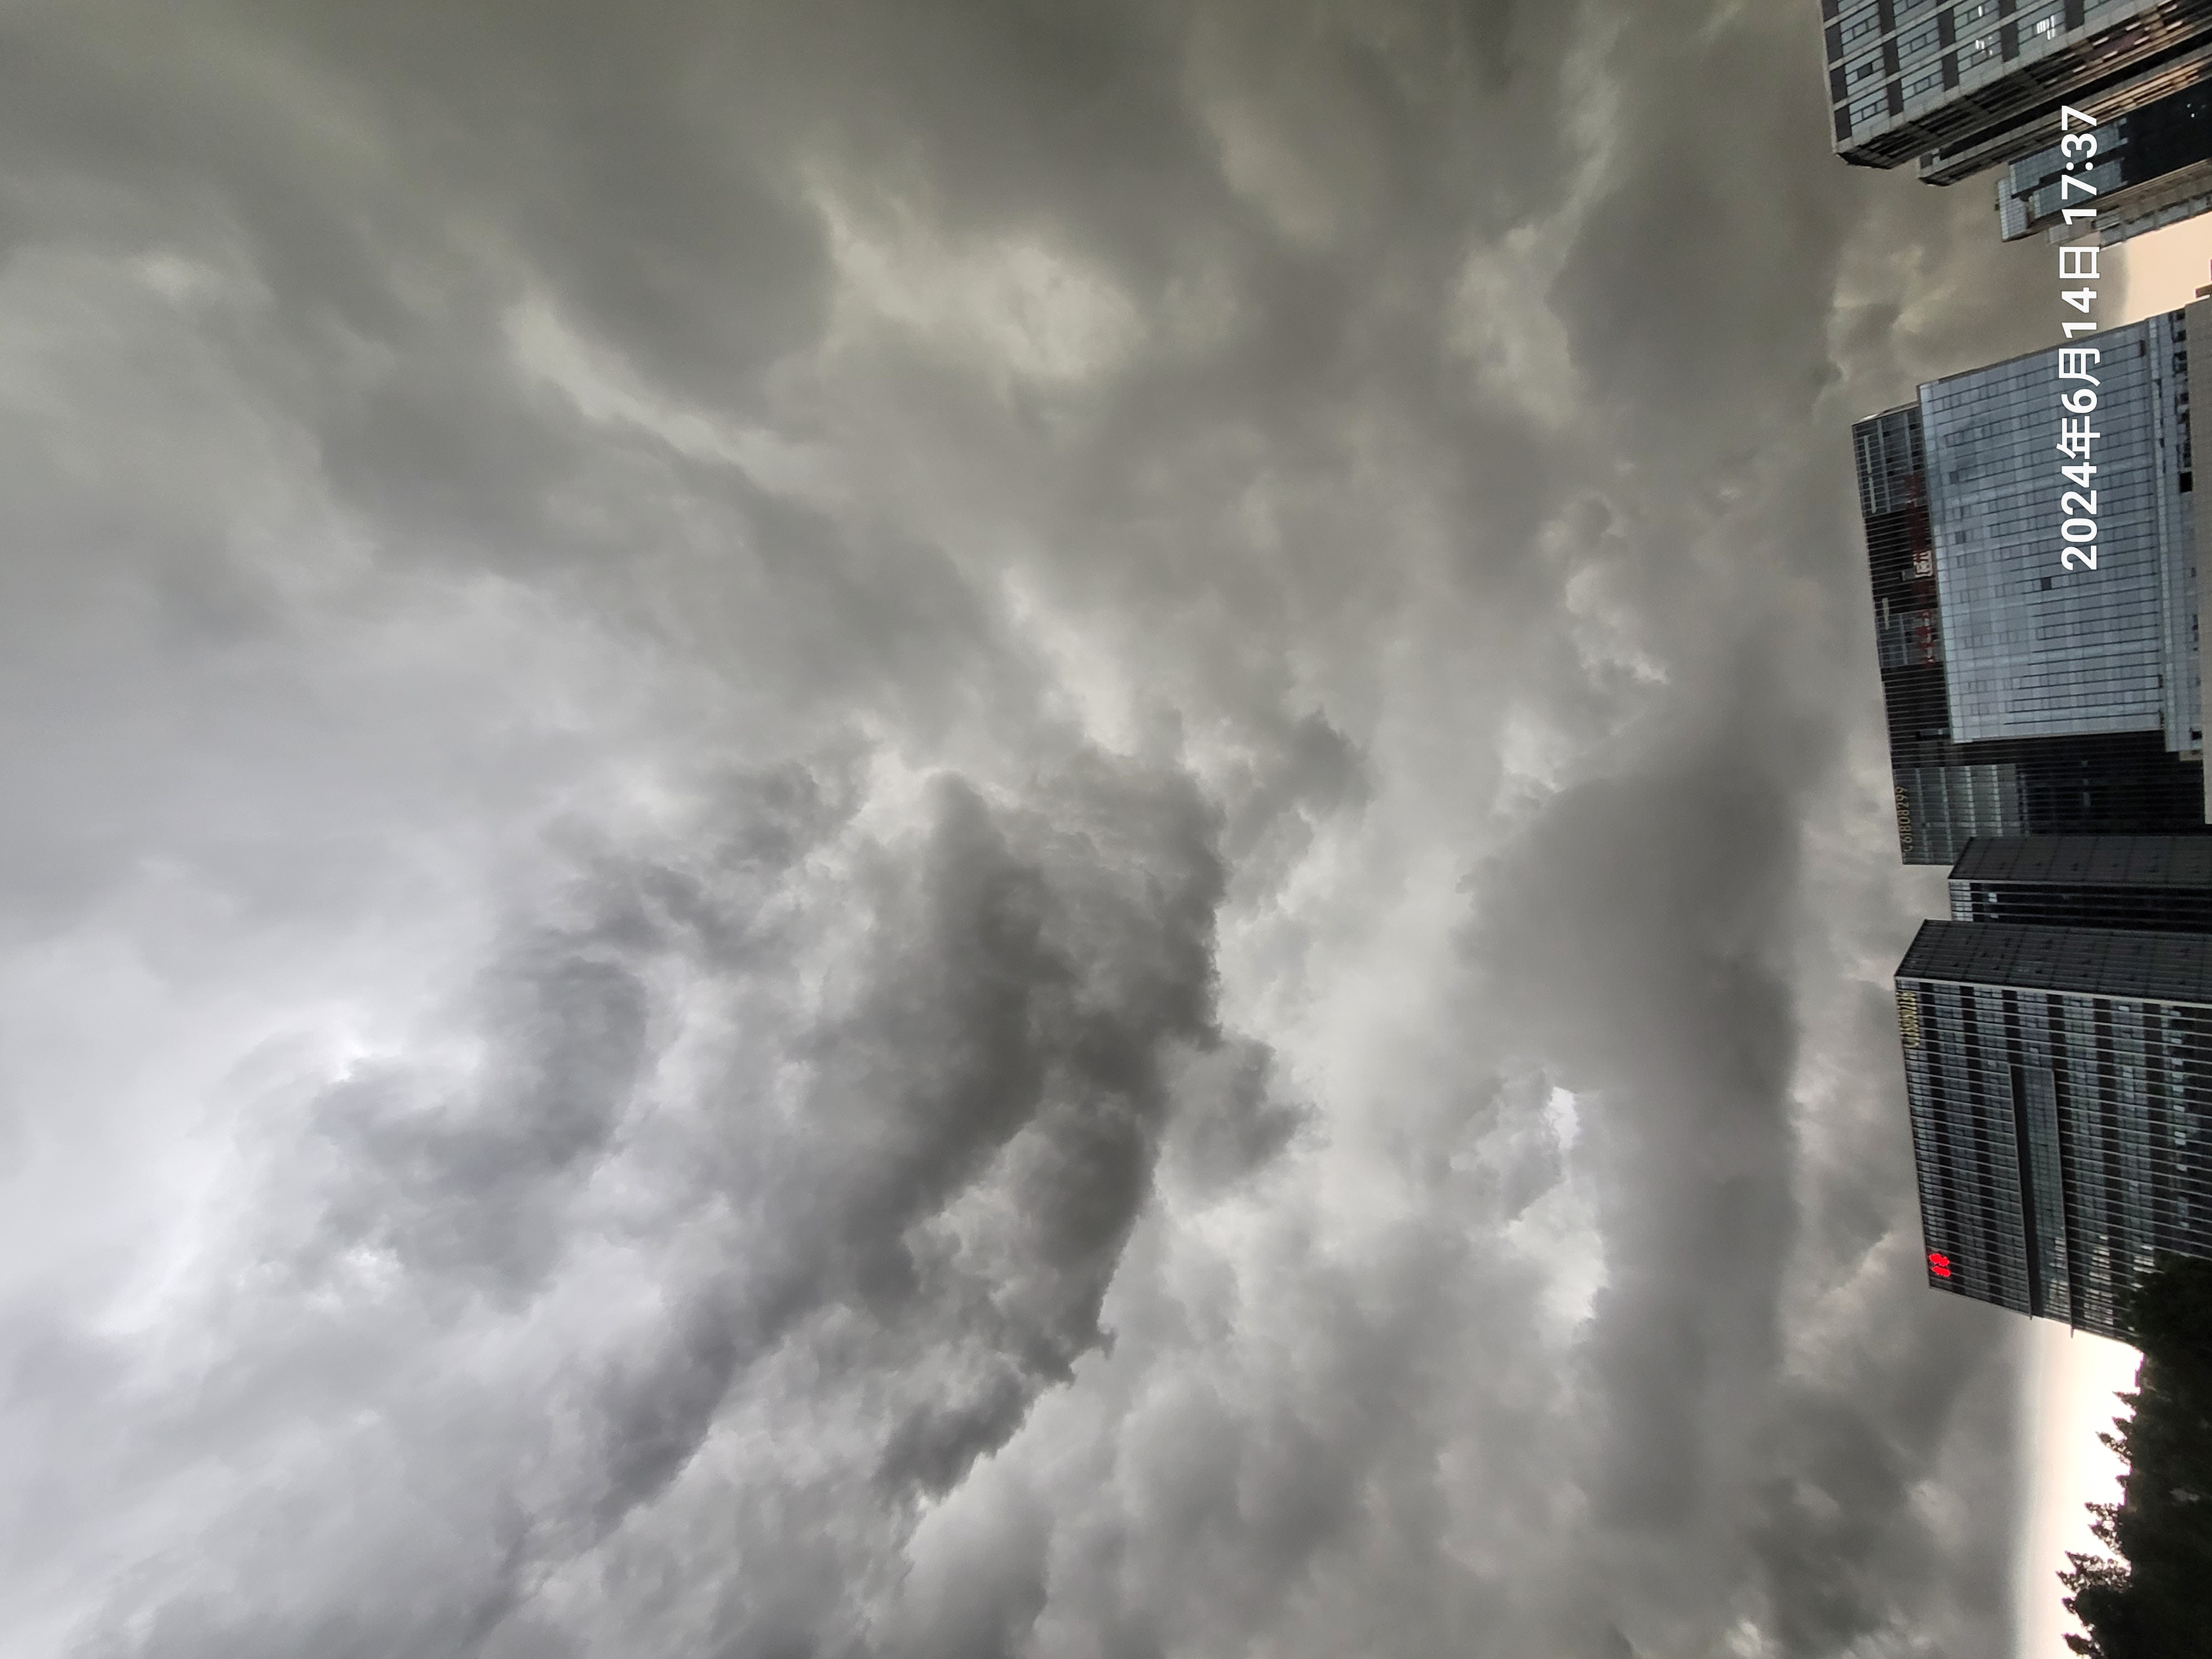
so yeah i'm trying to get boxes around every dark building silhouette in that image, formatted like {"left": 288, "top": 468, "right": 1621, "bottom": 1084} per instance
{"left": 1951, "top": 833, "right": 2212, "bottom": 929}
{"left": 1999, "top": 81, "right": 2212, "bottom": 242}
{"left": 1896, "top": 918, "right": 2212, "bottom": 1337}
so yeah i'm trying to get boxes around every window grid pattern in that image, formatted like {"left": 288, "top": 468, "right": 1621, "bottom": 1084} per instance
{"left": 2004, "top": 84, "right": 2212, "bottom": 240}
{"left": 1825, "top": 0, "right": 2212, "bottom": 177}
{"left": 1888, "top": 733, "right": 2207, "bottom": 864}
{"left": 1856, "top": 404, "right": 1928, "bottom": 515}
{"left": 1920, "top": 312, "right": 2200, "bottom": 753}
{"left": 1955, "top": 831, "right": 2212, "bottom": 883}
{"left": 1898, "top": 919, "right": 2212, "bottom": 1339}
{"left": 1840, "top": 6, "right": 1885, "bottom": 49}
{"left": 1950, "top": 833, "right": 2212, "bottom": 932}
{"left": 2013, "top": 154, "right": 2130, "bottom": 227}
{"left": 1852, "top": 86, "right": 1894, "bottom": 123}
{"left": 1855, "top": 405, "right": 2210, "bottom": 864}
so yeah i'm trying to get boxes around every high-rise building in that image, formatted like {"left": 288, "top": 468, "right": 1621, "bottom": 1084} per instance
{"left": 1824, "top": 0, "right": 2212, "bottom": 186}
{"left": 1950, "top": 831, "right": 2212, "bottom": 927}
{"left": 1855, "top": 313, "right": 2211, "bottom": 862}
{"left": 1923, "top": 311, "right": 2200, "bottom": 750}
{"left": 1895, "top": 916, "right": 2212, "bottom": 1337}
{"left": 1997, "top": 81, "right": 2212, "bottom": 242}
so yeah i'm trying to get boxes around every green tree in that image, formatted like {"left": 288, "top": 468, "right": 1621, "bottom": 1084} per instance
{"left": 2059, "top": 1254, "right": 2212, "bottom": 1659}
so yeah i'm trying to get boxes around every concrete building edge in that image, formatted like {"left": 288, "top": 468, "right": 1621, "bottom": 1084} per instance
{"left": 2190, "top": 296, "right": 2212, "bottom": 817}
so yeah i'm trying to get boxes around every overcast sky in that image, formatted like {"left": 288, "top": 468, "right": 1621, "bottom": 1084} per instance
{"left": 0, "top": 2, "right": 2112, "bottom": 1656}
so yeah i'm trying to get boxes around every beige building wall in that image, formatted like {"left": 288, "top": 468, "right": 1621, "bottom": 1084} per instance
{"left": 2192, "top": 298, "right": 2212, "bottom": 817}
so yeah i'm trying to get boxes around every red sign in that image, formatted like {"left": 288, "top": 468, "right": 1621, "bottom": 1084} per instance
{"left": 1928, "top": 1251, "right": 1952, "bottom": 1279}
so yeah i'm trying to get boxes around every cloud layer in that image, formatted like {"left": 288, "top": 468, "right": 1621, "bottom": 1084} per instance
{"left": 0, "top": 1, "right": 2066, "bottom": 1655}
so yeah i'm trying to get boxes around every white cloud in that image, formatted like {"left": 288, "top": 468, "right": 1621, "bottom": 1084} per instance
{"left": 810, "top": 180, "right": 1141, "bottom": 387}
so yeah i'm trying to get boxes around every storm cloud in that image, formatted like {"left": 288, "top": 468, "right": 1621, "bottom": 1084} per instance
{"left": 1, "top": 0, "right": 2057, "bottom": 1655}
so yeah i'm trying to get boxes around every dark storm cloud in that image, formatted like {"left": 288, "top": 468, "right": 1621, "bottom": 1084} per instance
{"left": 23, "top": 749, "right": 1232, "bottom": 1658}
{"left": 1472, "top": 731, "right": 1807, "bottom": 1524}
{"left": 1459, "top": 646, "right": 2022, "bottom": 1654}
{"left": 0, "top": 0, "right": 2074, "bottom": 1655}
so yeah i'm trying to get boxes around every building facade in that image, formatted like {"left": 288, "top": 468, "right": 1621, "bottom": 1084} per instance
{"left": 1856, "top": 370, "right": 2208, "bottom": 863}
{"left": 1896, "top": 918, "right": 2212, "bottom": 1337}
{"left": 1998, "top": 80, "right": 2212, "bottom": 241}
{"left": 1919, "top": 311, "right": 2200, "bottom": 752}
{"left": 1825, "top": 0, "right": 2212, "bottom": 185}
{"left": 1950, "top": 832, "right": 2212, "bottom": 927}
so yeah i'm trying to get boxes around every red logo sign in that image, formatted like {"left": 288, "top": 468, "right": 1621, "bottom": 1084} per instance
{"left": 1928, "top": 1251, "right": 1952, "bottom": 1279}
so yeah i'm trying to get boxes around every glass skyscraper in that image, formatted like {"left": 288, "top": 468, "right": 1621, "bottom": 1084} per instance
{"left": 1896, "top": 915, "right": 2212, "bottom": 1337}
{"left": 1854, "top": 327, "right": 2209, "bottom": 863}
{"left": 1950, "top": 832, "right": 2212, "bottom": 928}
{"left": 1921, "top": 311, "right": 2199, "bottom": 752}
{"left": 1997, "top": 81, "right": 2212, "bottom": 242}
{"left": 1824, "top": 0, "right": 2212, "bottom": 186}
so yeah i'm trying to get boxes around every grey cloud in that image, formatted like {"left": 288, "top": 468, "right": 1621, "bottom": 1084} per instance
{"left": 311, "top": 954, "right": 652, "bottom": 1302}
{"left": 1, "top": 0, "right": 2073, "bottom": 1655}
{"left": 1455, "top": 643, "right": 2013, "bottom": 1653}
{"left": 64, "top": 749, "right": 1242, "bottom": 1657}
{"left": 1157, "top": 1035, "right": 1303, "bottom": 1193}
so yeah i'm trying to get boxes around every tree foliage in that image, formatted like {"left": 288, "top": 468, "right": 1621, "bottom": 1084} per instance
{"left": 2059, "top": 1254, "right": 2212, "bottom": 1659}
